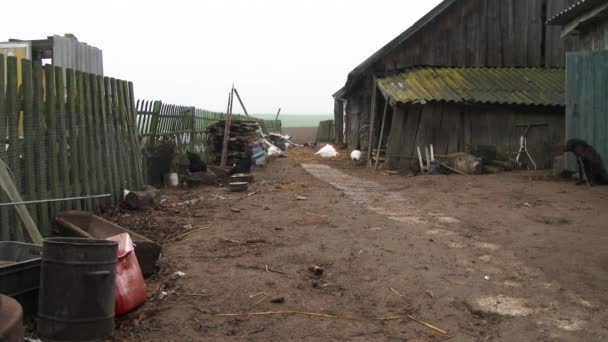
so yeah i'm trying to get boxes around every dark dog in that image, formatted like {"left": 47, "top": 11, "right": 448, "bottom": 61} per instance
{"left": 564, "top": 139, "right": 608, "bottom": 186}
{"left": 186, "top": 151, "right": 207, "bottom": 173}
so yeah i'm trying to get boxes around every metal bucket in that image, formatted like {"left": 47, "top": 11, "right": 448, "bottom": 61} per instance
{"left": 37, "top": 238, "right": 118, "bottom": 341}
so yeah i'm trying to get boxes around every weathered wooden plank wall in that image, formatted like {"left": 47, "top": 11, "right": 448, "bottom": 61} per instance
{"left": 333, "top": 99, "right": 344, "bottom": 144}
{"left": 387, "top": 102, "right": 565, "bottom": 171}
{"left": 579, "top": 17, "right": 608, "bottom": 51}
{"left": 384, "top": 0, "right": 577, "bottom": 72}
{"left": 0, "top": 54, "right": 143, "bottom": 240}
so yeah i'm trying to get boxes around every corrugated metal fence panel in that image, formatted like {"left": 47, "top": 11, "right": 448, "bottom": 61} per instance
{"left": 52, "top": 36, "right": 103, "bottom": 76}
{"left": 566, "top": 50, "right": 608, "bottom": 168}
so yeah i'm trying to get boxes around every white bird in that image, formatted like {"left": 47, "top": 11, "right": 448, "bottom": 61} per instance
{"left": 315, "top": 144, "right": 340, "bottom": 159}
{"left": 350, "top": 147, "right": 362, "bottom": 167}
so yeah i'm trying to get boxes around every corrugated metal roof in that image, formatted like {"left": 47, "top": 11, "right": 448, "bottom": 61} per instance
{"left": 377, "top": 67, "right": 565, "bottom": 107}
{"left": 547, "top": 0, "right": 608, "bottom": 25}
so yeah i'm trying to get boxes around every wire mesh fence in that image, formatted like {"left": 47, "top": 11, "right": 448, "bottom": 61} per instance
{"left": 0, "top": 54, "right": 143, "bottom": 242}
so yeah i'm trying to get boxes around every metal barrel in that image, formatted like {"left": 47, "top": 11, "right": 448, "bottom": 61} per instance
{"left": 37, "top": 238, "right": 118, "bottom": 341}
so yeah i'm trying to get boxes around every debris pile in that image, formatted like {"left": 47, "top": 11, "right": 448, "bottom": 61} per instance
{"left": 206, "top": 120, "right": 263, "bottom": 167}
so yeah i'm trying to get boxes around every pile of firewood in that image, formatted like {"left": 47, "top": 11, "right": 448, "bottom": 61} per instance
{"left": 206, "top": 120, "right": 262, "bottom": 165}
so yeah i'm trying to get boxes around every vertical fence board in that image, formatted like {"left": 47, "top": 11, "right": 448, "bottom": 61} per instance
{"left": 97, "top": 76, "right": 113, "bottom": 204}
{"left": 44, "top": 65, "right": 60, "bottom": 222}
{"left": 55, "top": 67, "right": 70, "bottom": 211}
{"left": 83, "top": 72, "right": 99, "bottom": 208}
{"left": 77, "top": 71, "right": 91, "bottom": 210}
{"left": 89, "top": 74, "right": 104, "bottom": 207}
{"left": 66, "top": 69, "right": 81, "bottom": 210}
{"left": 0, "top": 54, "right": 9, "bottom": 240}
{"left": 111, "top": 78, "right": 127, "bottom": 191}
{"left": 6, "top": 57, "right": 22, "bottom": 241}
{"left": 105, "top": 77, "right": 121, "bottom": 202}
{"left": 22, "top": 59, "right": 37, "bottom": 229}
{"left": 32, "top": 62, "right": 49, "bottom": 235}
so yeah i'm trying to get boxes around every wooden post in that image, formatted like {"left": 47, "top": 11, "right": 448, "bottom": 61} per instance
{"left": 220, "top": 88, "right": 234, "bottom": 167}
{"left": 233, "top": 88, "right": 249, "bottom": 117}
{"left": 374, "top": 99, "right": 390, "bottom": 170}
{"left": 367, "top": 76, "right": 377, "bottom": 166}
{"left": 275, "top": 108, "right": 281, "bottom": 121}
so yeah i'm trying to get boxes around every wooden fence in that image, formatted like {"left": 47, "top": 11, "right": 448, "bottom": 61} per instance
{"left": 316, "top": 120, "right": 336, "bottom": 143}
{"left": 0, "top": 54, "right": 143, "bottom": 240}
{"left": 136, "top": 100, "right": 282, "bottom": 155}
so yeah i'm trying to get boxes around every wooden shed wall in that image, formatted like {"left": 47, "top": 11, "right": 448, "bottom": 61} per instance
{"left": 387, "top": 103, "right": 565, "bottom": 170}
{"left": 342, "top": 0, "right": 579, "bottom": 149}
{"left": 579, "top": 17, "right": 608, "bottom": 50}
{"left": 381, "top": 0, "right": 581, "bottom": 72}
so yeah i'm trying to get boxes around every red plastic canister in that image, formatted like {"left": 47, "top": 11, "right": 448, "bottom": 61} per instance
{"left": 107, "top": 234, "right": 147, "bottom": 315}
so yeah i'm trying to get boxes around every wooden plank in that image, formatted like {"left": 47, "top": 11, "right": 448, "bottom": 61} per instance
{"left": 111, "top": 78, "right": 127, "bottom": 191}
{"left": 65, "top": 69, "right": 81, "bottom": 210}
{"left": 31, "top": 62, "right": 49, "bottom": 235}
{"left": 126, "top": 82, "right": 143, "bottom": 188}
{"left": 0, "top": 54, "right": 9, "bottom": 240}
{"left": 21, "top": 59, "right": 38, "bottom": 232}
{"left": 44, "top": 65, "right": 59, "bottom": 201}
{"left": 76, "top": 71, "right": 91, "bottom": 210}
{"left": 90, "top": 73, "right": 104, "bottom": 207}
{"left": 6, "top": 57, "right": 21, "bottom": 196}
{"left": 55, "top": 67, "right": 70, "bottom": 211}
{"left": 4, "top": 56, "right": 24, "bottom": 241}
{"left": 82, "top": 72, "right": 99, "bottom": 208}
{"left": 374, "top": 102, "right": 391, "bottom": 170}
{"left": 97, "top": 76, "right": 114, "bottom": 202}
{"left": 366, "top": 77, "right": 377, "bottom": 166}
{"left": 117, "top": 81, "right": 134, "bottom": 189}
{"left": 105, "top": 77, "right": 121, "bottom": 202}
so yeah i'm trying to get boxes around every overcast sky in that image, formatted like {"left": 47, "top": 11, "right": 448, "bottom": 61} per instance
{"left": 1, "top": 0, "right": 442, "bottom": 115}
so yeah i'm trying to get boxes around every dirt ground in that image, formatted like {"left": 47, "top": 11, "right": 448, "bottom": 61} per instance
{"left": 104, "top": 148, "right": 608, "bottom": 342}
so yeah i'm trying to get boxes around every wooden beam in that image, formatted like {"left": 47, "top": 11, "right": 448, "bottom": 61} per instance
{"left": 220, "top": 87, "right": 235, "bottom": 167}
{"left": 233, "top": 88, "right": 249, "bottom": 117}
{"left": 367, "top": 76, "right": 377, "bottom": 166}
{"left": 374, "top": 99, "right": 391, "bottom": 170}
{"left": 275, "top": 108, "right": 281, "bottom": 121}
{"left": 561, "top": 3, "right": 608, "bottom": 38}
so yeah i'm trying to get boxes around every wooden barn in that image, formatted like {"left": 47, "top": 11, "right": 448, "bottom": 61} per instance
{"left": 334, "top": 0, "right": 583, "bottom": 170}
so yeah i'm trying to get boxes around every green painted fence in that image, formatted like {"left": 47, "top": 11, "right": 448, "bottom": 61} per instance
{"left": 0, "top": 54, "right": 144, "bottom": 241}
{"left": 316, "top": 120, "right": 336, "bottom": 143}
{"left": 136, "top": 100, "right": 282, "bottom": 155}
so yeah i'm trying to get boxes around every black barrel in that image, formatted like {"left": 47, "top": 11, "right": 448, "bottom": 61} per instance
{"left": 37, "top": 238, "right": 118, "bottom": 341}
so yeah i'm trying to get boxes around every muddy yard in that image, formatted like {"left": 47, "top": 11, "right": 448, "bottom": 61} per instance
{"left": 105, "top": 148, "right": 608, "bottom": 342}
